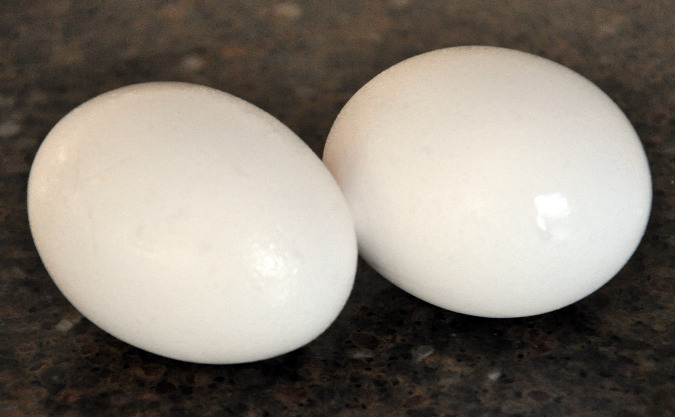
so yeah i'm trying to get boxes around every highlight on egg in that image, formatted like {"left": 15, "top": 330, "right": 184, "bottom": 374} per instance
{"left": 28, "top": 82, "right": 358, "bottom": 363}
{"left": 323, "top": 46, "right": 652, "bottom": 318}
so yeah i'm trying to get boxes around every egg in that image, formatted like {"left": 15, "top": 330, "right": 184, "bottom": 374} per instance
{"left": 28, "top": 82, "right": 357, "bottom": 363}
{"left": 323, "top": 46, "right": 651, "bottom": 318}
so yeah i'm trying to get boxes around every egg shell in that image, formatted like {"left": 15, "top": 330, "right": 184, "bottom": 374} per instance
{"left": 323, "top": 46, "right": 652, "bottom": 318}
{"left": 28, "top": 82, "right": 357, "bottom": 363}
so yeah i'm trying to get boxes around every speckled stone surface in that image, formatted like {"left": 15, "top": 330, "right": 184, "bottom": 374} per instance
{"left": 1, "top": 1, "right": 673, "bottom": 416}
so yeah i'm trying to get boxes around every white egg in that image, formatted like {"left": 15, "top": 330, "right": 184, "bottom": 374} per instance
{"left": 323, "top": 46, "right": 651, "bottom": 318}
{"left": 28, "top": 82, "right": 357, "bottom": 363}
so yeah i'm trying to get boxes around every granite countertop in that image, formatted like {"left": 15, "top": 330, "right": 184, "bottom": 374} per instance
{"left": 1, "top": 1, "right": 673, "bottom": 416}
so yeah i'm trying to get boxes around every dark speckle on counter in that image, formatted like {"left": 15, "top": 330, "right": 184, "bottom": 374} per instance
{"left": 1, "top": 1, "right": 673, "bottom": 416}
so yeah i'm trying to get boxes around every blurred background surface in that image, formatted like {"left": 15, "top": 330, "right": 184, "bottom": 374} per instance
{"left": 0, "top": 1, "right": 673, "bottom": 416}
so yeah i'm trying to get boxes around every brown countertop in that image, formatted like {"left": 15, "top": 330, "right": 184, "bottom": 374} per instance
{"left": 1, "top": 1, "right": 673, "bottom": 416}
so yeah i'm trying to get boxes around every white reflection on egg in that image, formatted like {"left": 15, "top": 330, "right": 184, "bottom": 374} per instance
{"left": 251, "top": 241, "right": 301, "bottom": 306}
{"left": 534, "top": 192, "right": 571, "bottom": 240}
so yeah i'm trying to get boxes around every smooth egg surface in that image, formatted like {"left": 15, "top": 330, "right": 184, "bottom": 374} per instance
{"left": 28, "top": 82, "right": 357, "bottom": 363}
{"left": 323, "top": 46, "right": 651, "bottom": 318}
